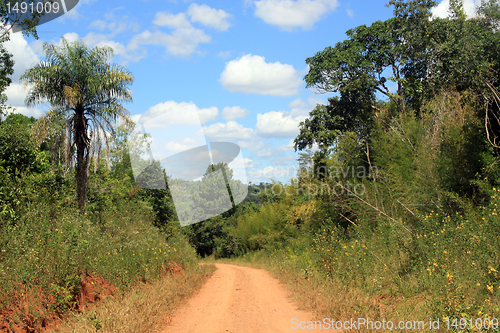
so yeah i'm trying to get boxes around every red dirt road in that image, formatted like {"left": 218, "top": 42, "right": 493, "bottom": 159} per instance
{"left": 160, "top": 263, "right": 336, "bottom": 333}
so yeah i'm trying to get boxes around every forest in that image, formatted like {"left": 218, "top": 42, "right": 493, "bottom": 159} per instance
{"left": 1, "top": 0, "right": 500, "bottom": 331}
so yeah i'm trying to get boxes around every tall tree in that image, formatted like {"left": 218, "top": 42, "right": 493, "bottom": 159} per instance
{"left": 20, "top": 38, "right": 134, "bottom": 211}
{"left": 297, "top": 0, "right": 500, "bottom": 153}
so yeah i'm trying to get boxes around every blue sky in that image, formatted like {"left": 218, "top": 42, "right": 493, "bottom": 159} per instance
{"left": 4, "top": 0, "right": 480, "bottom": 183}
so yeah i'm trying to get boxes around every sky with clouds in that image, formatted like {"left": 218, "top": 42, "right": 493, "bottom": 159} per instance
{"left": 4, "top": 0, "right": 482, "bottom": 183}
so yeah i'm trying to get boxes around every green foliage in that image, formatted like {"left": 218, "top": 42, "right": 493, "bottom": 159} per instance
{"left": 0, "top": 115, "right": 52, "bottom": 222}
{"left": 299, "top": 0, "right": 500, "bottom": 155}
{"left": 0, "top": 114, "right": 44, "bottom": 176}
{"left": 0, "top": 43, "right": 13, "bottom": 116}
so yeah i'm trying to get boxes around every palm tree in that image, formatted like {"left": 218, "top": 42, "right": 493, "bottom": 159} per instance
{"left": 20, "top": 38, "right": 134, "bottom": 211}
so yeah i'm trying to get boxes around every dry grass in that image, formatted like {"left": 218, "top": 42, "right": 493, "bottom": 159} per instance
{"left": 268, "top": 270, "right": 435, "bottom": 332}
{"left": 49, "top": 264, "right": 215, "bottom": 333}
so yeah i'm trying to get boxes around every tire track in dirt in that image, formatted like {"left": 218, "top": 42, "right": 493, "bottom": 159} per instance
{"left": 160, "top": 263, "right": 337, "bottom": 333}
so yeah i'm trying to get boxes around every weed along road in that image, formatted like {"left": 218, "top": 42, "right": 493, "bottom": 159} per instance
{"left": 161, "top": 263, "right": 336, "bottom": 333}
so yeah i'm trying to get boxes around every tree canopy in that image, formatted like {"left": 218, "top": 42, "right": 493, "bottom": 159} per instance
{"left": 296, "top": 0, "right": 500, "bottom": 153}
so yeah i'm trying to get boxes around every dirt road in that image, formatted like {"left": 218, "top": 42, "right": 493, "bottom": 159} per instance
{"left": 160, "top": 263, "right": 335, "bottom": 333}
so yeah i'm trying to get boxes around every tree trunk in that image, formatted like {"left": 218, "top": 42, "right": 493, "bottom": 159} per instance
{"left": 75, "top": 106, "right": 88, "bottom": 212}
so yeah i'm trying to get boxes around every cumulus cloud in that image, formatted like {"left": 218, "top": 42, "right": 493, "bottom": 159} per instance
{"left": 45, "top": 6, "right": 232, "bottom": 61}
{"left": 187, "top": 4, "right": 232, "bottom": 31}
{"left": 3, "top": 33, "right": 43, "bottom": 118}
{"left": 248, "top": 165, "right": 293, "bottom": 179}
{"left": 5, "top": 83, "right": 30, "bottom": 106}
{"left": 139, "top": 101, "right": 218, "bottom": 129}
{"left": 89, "top": 11, "right": 140, "bottom": 35}
{"left": 220, "top": 54, "right": 301, "bottom": 97}
{"left": 432, "top": 0, "right": 482, "bottom": 18}
{"left": 199, "top": 121, "right": 254, "bottom": 141}
{"left": 153, "top": 12, "right": 192, "bottom": 29}
{"left": 4, "top": 32, "right": 39, "bottom": 81}
{"left": 252, "top": 0, "right": 339, "bottom": 31}
{"left": 222, "top": 106, "right": 250, "bottom": 121}
{"left": 164, "top": 137, "right": 204, "bottom": 152}
{"left": 129, "top": 27, "right": 211, "bottom": 57}
{"left": 253, "top": 96, "right": 325, "bottom": 138}
{"left": 34, "top": 31, "right": 144, "bottom": 64}
{"left": 50, "top": 11, "right": 213, "bottom": 63}
{"left": 256, "top": 110, "right": 306, "bottom": 138}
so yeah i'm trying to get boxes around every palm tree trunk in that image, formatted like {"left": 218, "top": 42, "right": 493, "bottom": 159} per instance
{"left": 75, "top": 106, "right": 88, "bottom": 212}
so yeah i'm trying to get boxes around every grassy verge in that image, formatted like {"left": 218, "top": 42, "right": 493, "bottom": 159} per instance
{"left": 49, "top": 264, "right": 215, "bottom": 333}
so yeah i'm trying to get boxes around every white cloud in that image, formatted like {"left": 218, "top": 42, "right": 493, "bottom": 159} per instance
{"left": 51, "top": 10, "right": 212, "bottom": 63}
{"left": 3, "top": 33, "right": 43, "bottom": 118}
{"left": 61, "top": 32, "right": 80, "bottom": 43}
{"left": 77, "top": 32, "right": 146, "bottom": 63}
{"left": 164, "top": 137, "right": 204, "bottom": 152}
{"left": 237, "top": 140, "right": 265, "bottom": 151}
{"left": 129, "top": 27, "right": 211, "bottom": 57}
{"left": 187, "top": 4, "right": 232, "bottom": 31}
{"left": 5, "top": 83, "right": 29, "bottom": 106}
{"left": 432, "top": 0, "right": 481, "bottom": 18}
{"left": 220, "top": 54, "right": 301, "bottom": 96}
{"left": 248, "top": 165, "right": 293, "bottom": 179}
{"left": 346, "top": 9, "right": 354, "bottom": 17}
{"left": 35, "top": 32, "right": 144, "bottom": 64}
{"left": 255, "top": 148, "right": 273, "bottom": 157}
{"left": 4, "top": 32, "right": 39, "bottom": 81}
{"left": 89, "top": 12, "right": 140, "bottom": 35}
{"left": 222, "top": 106, "right": 250, "bottom": 121}
{"left": 6, "top": 106, "right": 43, "bottom": 119}
{"left": 243, "top": 157, "right": 261, "bottom": 169}
{"left": 252, "top": 0, "right": 339, "bottom": 31}
{"left": 199, "top": 121, "right": 254, "bottom": 140}
{"left": 288, "top": 96, "right": 324, "bottom": 117}
{"left": 256, "top": 110, "right": 306, "bottom": 138}
{"left": 153, "top": 12, "right": 192, "bottom": 29}
{"left": 139, "top": 101, "right": 218, "bottom": 129}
